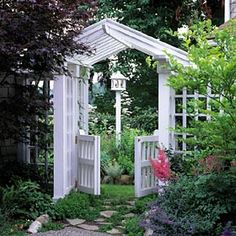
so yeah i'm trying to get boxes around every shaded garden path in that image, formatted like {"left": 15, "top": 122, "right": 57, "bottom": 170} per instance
{"left": 34, "top": 227, "right": 109, "bottom": 236}
{"left": 34, "top": 185, "right": 150, "bottom": 236}
{"left": 34, "top": 198, "right": 136, "bottom": 235}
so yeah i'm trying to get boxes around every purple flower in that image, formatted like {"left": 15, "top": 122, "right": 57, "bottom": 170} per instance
{"left": 221, "top": 229, "right": 236, "bottom": 236}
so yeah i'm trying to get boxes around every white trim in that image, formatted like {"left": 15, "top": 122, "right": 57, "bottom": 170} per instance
{"left": 75, "top": 18, "right": 189, "bottom": 66}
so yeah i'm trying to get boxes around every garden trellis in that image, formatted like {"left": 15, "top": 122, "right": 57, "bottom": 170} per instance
{"left": 53, "top": 19, "right": 190, "bottom": 199}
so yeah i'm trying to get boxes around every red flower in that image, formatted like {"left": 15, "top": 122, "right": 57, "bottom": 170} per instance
{"left": 149, "top": 149, "right": 171, "bottom": 181}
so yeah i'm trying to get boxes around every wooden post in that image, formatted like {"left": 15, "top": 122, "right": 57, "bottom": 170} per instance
{"left": 53, "top": 73, "right": 67, "bottom": 200}
{"left": 115, "top": 91, "right": 121, "bottom": 145}
{"left": 157, "top": 57, "right": 174, "bottom": 149}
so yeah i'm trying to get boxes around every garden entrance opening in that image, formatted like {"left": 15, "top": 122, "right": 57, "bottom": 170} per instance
{"left": 53, "top": 19, "right": 189, "bottom": 199}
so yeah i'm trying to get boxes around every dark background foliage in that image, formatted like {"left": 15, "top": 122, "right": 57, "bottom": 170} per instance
{"left": 0, "top": 0, "right": 96, "bottom": 156}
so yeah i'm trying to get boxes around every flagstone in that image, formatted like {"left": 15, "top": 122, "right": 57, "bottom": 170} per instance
{"left": 106, "top": 228, "right": 121, "bottom": 234}
{"left": 66, "top": 219, "right": 86, "bottom": 226}
{"left": 124, "top": 213, "right": 135, "bottom": 218}
{"left": 100, "top": 210, "right": 117, "bottom": 218}
{"left": 77, "top": 224, "right": 99, "bottom": 231}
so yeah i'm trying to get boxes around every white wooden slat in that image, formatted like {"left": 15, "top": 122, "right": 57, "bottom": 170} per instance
{"left": 77, "top": 134, "right": 100, "bottom": 195}
{"left": 135, "top": 135, "right": 159, "bottom": 198}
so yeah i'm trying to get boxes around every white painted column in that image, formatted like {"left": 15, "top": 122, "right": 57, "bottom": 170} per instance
{"left": 157, "top": 58, "right": 174, "bottom": 149}
{"left": 84, "top": 69, "right": 89, "bottom": 134}
{"left": 68, "top": 63, "right": 80, "bottom": 190}
{"left": 115, "top": 91, "right": 121, "bottom": 144}
{"left": 225, "top": 0, "right": 231, "bottom": 22}
{"left": 53, "top": 73, "right": 67, "bottom": 200}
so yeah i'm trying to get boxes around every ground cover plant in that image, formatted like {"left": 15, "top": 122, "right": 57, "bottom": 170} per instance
{"left": 99, "top": 128, "right": 146, "bottom": 182}
{"left": 0, "top": 184, "right": 155, "bottom": 235}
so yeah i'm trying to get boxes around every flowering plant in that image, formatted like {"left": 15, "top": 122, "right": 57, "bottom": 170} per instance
{"left": 149, "top": 149, "right": 171, "bottom": 181}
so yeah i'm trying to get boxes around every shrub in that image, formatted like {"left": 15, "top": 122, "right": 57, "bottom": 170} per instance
{"left": 123, "top": 106, "right": 158, "bottom": 133}
{"left": 100, "top": 128, "right": 146, "bottom": 177}
{"left": 142, "top": 173, "right": 236, "bottom": 236}
{"left": 54, "top": 191, "right": 101, "bottom": 221}
{"left": 0, "top": 161, "right": 43, "bottom": 187}
{"left": 104, "top": 162, "right": 123, "bottom": 184}
{"left": 124, "top": 216, "right": 144, "bottom": 236}
{"left": 0, "top": 180, "right": 54, "bottom": 220}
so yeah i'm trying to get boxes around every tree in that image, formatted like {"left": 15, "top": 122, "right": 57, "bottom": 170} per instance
{"left": 0, "top": 0, "right": 96, "bottom": 156}
{"left": 92, "top": 0, "right": 224, "bottom": 116}
{"left": 168, "top": 19, "right": 236, "bottom": 161}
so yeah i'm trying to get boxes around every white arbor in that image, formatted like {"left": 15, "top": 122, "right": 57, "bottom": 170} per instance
{"left": 53, "top": 19, "right": 189, "bottom": 199}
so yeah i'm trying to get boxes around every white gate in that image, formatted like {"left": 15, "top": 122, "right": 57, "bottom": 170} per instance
{"left": 76, "top": 134, "right": 100, "bottom": 195}
{"left": 135, "top": 135, "right": 159, "bottom": 197}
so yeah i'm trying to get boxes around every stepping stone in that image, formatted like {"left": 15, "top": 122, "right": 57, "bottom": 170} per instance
{"left": 98, "top": 222, "right": 112, "bottom": 225}
{"left": 103, "top": 205, "right": 111, "bottom": 209}
{"left": 124, "top": 213, "right": 135, "bottom": 218}
{"left": 116, "top": 225, "right": 125, "bottom": 230}
{"left": 77, "top": 224, "right": 99, "bottom": 231}
{"left": 107, "top": 228, "right": 121, "bottom": 234}
{"left": 115, "top": 205, "right": 132, "bottom": 209}
{"left": 100, "top": 210, "right": 117, "bottom": 218}
{"left": 66, "top": 219, "right": 86, "bottom": 226}
{"left": 144, "top": 228, "right": 154, "bottom": 236}
{"left": 94, "top": 218, "right": 106, "bottom": 222}
{"left": 126, "top": 201, "right": 135, "bottom": 206}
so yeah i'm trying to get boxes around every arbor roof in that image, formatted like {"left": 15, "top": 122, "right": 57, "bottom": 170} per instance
{"left": 71, "top": 19, "right": 189, "bottom": 67}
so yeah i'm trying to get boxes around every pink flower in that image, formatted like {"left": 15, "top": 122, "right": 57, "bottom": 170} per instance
{"left": 149, "top": 149, "right": 171, "bottom": 181}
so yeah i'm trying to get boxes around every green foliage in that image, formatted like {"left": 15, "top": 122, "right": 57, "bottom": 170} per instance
{"left": 0, "top": 210, "right": 5, "bottom": 227}
{"left": 92, "top": 91, "right": 115, "bottom": 115}
{"left": 0, "top": 180, "right": 54, "bottom": 220}
{"left": 39, "top": 221, "right": 63, "bottom": 232}
{"left": 133, "top": 194, "right": 157, "bottom": 215}
{"left": 0, "top": 161, "right": 51, "bottom": 191}
{"left": 0, "top": 222, "right": 27, "bottom": 236}
{"left": 144, "top": 173, "right": 236, "bottom": 235}
{"left": 54, "top": 191, "right": 101, "bottom": 221}
{"left": 100, "top": 129, "right": 146, "bottom": 177}
{"left": 124, "top": 216, "right": 144, "bottom": 236}
{"left": 168, "top": 19, "right": 236, "bottom": 161}
{"left": 123, "top": 106, "right": 158, "bottom": 133}
{"left": 104, "top": 162, "right": 123, "bottom": 183}
{"left": 166, "top": 149, "right": 198, "bottom": 176}
{"left": 94, "top": 0, "right": 223, "bottom": 113}
{"left": 98, "top": 224, "right": 113, "bottom": 233}
{"left": 89, "top": 108, "right": 115, "bottom": 135}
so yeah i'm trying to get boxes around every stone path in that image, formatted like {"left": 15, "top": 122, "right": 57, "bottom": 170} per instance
{"left": 33, "top": 200, "right": 136, "bottom": 236}
{"left": 34, "top": 227, "right": 109, "bottom": 236}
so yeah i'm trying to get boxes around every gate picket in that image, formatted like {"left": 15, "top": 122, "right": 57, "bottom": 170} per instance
{"left": 77, "top": 134, "right": 100, "bottom": 195}
{"left": 135, "top": 135, "right": 159, "bottom": 197}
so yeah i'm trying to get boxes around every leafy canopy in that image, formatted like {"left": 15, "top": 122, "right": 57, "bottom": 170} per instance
{"left": 0, "top": 0, "right": 96, "bottom": 147}
{"left": 168, "top": 19, "right": 236, "bottom": 159}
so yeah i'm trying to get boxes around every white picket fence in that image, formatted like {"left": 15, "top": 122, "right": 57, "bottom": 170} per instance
{"left": 76, "top": 134, "right": 100, "bottom": 195}
{"left": 135, "top": 135, "right": 159, "bottom": 197}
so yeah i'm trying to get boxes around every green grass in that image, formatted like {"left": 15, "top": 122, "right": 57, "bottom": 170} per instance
{"left": 101, "top": 184, "right": 134, "bottom": 200}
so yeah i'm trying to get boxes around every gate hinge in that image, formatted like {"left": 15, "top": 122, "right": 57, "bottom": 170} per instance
{"left": 75, "top": 136, "right": 78, "bottom": 144}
